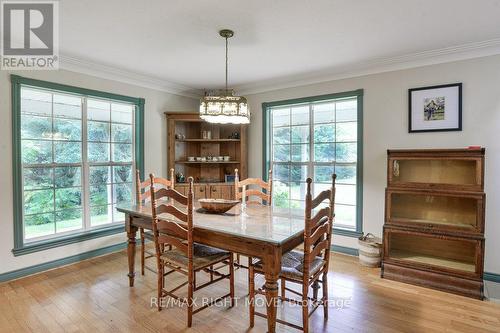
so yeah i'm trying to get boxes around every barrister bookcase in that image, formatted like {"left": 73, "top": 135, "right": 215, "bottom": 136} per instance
{"left": 382, "top": 148, "right": 486, "bottom": 299}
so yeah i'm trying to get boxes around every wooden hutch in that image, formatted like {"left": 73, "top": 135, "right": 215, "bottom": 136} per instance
{"left": 165, "top": 112, "right": 247, "bottom": 200}
{"left": 382, "top": 148, "right": 486, "bottom": 299}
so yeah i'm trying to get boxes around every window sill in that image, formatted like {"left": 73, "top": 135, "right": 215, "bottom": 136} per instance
{"left": 12, "top": 224, "right": 125, "bottom": 256}
{"left": 333, "top": 227, "right": 363, "bottom": 238}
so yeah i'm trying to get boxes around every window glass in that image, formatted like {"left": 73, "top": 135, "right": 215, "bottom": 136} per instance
{"left": 20, "top": 87, "right": 136, "bottom": 242}
{"left": 270, "top": 97, "right": 359, "bottom": 230}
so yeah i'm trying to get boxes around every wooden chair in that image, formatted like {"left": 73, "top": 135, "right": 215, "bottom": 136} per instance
{"left": 249, "top": 175, "right": 336, "bottom": 333}
{"left": 234, "top": 168, "right": 272, "bottom": 268}
{"left": 234, "top": 168, "right": 272, "bottom": 205}
{"left": 150, "top": 175, "right": 235, "bottom": 327}
{"left": 135, "top": 168, "right": 174, "bottom": 275}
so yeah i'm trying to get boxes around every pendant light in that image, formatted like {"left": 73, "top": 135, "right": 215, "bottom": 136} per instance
{"left": 199, "top": 29, "right": 250, "bottom": 124}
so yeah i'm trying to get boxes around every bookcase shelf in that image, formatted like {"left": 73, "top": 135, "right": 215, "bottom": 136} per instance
{"left": 175, "top": 161, "right": 241, "bottom": 164}
{"left": 166, "top": 112, "right": 247, "bottom": 200}
{"left": 390, "top": 250, "right": 476, "bottom": 273}
{"left": 176, "top": 139, "right": 241, "bottom": 142}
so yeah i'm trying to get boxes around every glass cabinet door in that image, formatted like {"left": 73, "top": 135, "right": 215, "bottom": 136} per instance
{"left": 385, "top": 229, "right": 479, "bottom": 275}
{"left": 386, "top": 190, "right": 484, "bottom": 233}
{"left": 389, "top": 158, "right": 482, "bottom": 190}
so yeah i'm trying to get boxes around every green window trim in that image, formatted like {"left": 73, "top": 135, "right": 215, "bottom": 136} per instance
{"left": 262, "top": 89, "right": 363, "bottom": 237}
{"left": 11, "top": 74, "right": 145, "bottom": 256}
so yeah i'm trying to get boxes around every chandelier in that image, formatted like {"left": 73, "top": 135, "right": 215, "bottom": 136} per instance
{"left": 199, "top": 29, "right": 250, "bottom": 124}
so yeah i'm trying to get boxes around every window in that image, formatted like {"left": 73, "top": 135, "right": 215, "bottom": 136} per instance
{"left": 12, "top": 75, "right": 144, "bottom": 255}
{"left": 263, "top": 90, "right": 363, "bottom": 236}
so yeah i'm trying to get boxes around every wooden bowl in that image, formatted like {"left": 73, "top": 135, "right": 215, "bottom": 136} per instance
{"left": 198, "top": 199, "right": 240, "bottom": 214}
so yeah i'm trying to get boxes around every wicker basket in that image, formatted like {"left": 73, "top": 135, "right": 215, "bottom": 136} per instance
{"left": 358, "top": 233, "right": 382, "bottom": 267}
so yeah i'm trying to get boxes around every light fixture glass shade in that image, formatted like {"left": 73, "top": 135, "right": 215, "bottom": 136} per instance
{"left": 199, "top": 90, "right": 250, "bottom": 124}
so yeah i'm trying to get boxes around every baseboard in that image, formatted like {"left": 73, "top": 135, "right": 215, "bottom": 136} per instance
{"left": 0, "top": 242, "right": 128, "bottom": 283}
{"left": 484, "top": 272, "right": 500, "bottom": 283}
{"left": 331, "top": 245, "right": 359, "bottom": 256}
{"left": 2, "top": 242, "right": 498, "bottom": 284}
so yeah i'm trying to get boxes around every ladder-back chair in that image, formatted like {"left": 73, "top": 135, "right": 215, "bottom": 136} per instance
{"left": 234, "top": 168, "right": 272, "bottom": 268}
{"left": 135, "top": 168, "right": 174, "bottom": 275}
{"left": 150, "top": 175, "right": 235, "bottom": 327}
{"left": 234, "top": 168, "right": 272, "bottom": 205}
{"left": 249, "top": 175, "right": 336, "bottom": 332}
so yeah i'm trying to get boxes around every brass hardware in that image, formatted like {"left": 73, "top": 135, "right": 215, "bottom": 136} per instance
{"left": 393, "top": 160, "right": 400, "bottom": 177}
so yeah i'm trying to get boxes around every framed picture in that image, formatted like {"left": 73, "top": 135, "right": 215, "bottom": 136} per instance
{"left": 225, "top": 174, "right": 235, "bottom": 183}
{"left": 408, "top": 83, "right": 462, "bottom": 133}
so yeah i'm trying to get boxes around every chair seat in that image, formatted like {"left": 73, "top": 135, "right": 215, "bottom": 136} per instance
{"left": 161, "top": 243, "right": 230, "bottom": 270}
{"left": 254, "top": 250, "right": 326, "bottom": 281}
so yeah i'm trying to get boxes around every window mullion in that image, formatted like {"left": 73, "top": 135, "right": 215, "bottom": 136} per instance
{"left": 51, "top": 92, "right": 56, "bottom": 235}
{"left": 334, "top": 101, "right": 337, "bottom": 182}
{"left": 308, "top": 103, "right": 314, "bottom": 182}
{"left": 82, "top": 97, "right": 91, "bottom": 231}
{"left": 109, "top": 115, "right": 114, "bottom": 223}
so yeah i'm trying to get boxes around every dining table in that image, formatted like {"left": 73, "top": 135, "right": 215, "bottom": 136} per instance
{"left": 116, "top": 202, "right": 306, "bottom": 333}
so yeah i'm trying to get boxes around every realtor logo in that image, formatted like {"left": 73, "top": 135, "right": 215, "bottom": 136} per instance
{"left": 1, "top": 0, "right": 59, "bottom": 69}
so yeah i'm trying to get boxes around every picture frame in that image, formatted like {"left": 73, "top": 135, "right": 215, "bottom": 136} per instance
{"left": 408, "top": 83, "right": 462, "bottom": 133}
{"left": 225, "top": 174, "right": 235, "bottom": 183}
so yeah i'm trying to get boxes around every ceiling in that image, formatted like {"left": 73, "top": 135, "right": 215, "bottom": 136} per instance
{"left": 60, "top": 0, "right": 500, "bottom": 96}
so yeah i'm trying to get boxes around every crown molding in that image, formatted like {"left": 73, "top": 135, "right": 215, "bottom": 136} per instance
{"left": 234, "top": 38, "right": 500, "bottom": 95}
{"left": 59, "top": 55, "right": 202, "bottom": 99}
{"left": 59, "top": 38, "right": 500, "bottom": 99}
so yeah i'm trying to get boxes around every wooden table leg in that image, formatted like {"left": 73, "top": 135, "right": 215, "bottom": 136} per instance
{"left": 263, "top": 247, "right": 281, "bottom": 333}
{"left": 126, "top": 214, "right": 138, "bottom": 287}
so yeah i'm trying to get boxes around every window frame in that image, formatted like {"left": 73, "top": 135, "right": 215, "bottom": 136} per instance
{"left": 262, "top": 89, "right": 363, "bottom": 237}
{"left": 11, "top": 75, "right": 145, "bottom": 256}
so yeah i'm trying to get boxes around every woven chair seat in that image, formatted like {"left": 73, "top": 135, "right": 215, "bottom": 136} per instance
{"left": 161, "top": 243, "right": 230, "bottom": 270}
{"left": 254, "top": 250, "right": 325, "bottom": 281}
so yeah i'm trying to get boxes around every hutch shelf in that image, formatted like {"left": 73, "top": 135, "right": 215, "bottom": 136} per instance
{"left": 382, "top": 148, "right": 486, "bottom": 299}
{"left": 165, "top": 112, "right": 247, "bottom": 200}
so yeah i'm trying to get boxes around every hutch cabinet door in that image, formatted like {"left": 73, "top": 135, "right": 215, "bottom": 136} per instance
{"left": 209, "top": 185, "right": 234, "bottom": 200}
{"left": 194, "top": 184, "right": 207, "bottom": 199}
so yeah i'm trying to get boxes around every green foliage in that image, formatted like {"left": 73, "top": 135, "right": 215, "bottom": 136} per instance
{"left": 55, "top": 188, "right": 82, "bottom": 210}
{"left": 88, "top": 121, "right": 109, "bottom": 142}
{"left": 24, "top": 167, "right": 53, "bottom": 190}
{"left": 113, "top": 144, "right": 132, "bottom": 162}
{"left": 88, "top": 142, "right": 109, "bottom": 162}
{"left": 55, "top": 167, "right": 81, "bottom": 187}
{"left": 25, "top": 213, "right": 53, "bottom": 227}
{"left": 271, "top": 107, "right": 358, "bottom": 214}
{"left": 112, "top": 124, "right": 132, "bottom": 143}
{"left": 24, "top": 189, "right": 54, "bottom": 215}
{"left": 273, "top": 187, "right": 289, "bottom": 208}
{"left": 90, "top": 166, "right": 110, "bottom": 184}
{"left": 54, "top": 142, "right": 81, "bottom": 163}
{"left": 21, "top": 115, "right": 51, "bottom": 139}
{"left": 90, "top": 185, "right": 109, "bottom": 206}
{"left": 20, "top": 102, "right": 133, "bottom": 234}
{"left": 54, "top": 118, "right": 81, "bottom": 140}
{"left": 114, "top": 183, "right": 132, "bottom": 203}
{"left": 114, "top": 165, "right": 132, "bottom": 183}
{"left": 22, "top": 140, "right": 52, "bottom": 164}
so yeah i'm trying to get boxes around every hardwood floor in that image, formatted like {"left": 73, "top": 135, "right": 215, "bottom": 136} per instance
{"left": 1, "top": 249, "right": 499, "bottom": 333}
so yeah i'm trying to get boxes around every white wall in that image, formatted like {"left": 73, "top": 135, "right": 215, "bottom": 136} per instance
{"left": 0, "top": 69, "right": 198, "bottom": 274}
{"left": 246, "top": 55, "right": 500, "bottom": 275}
